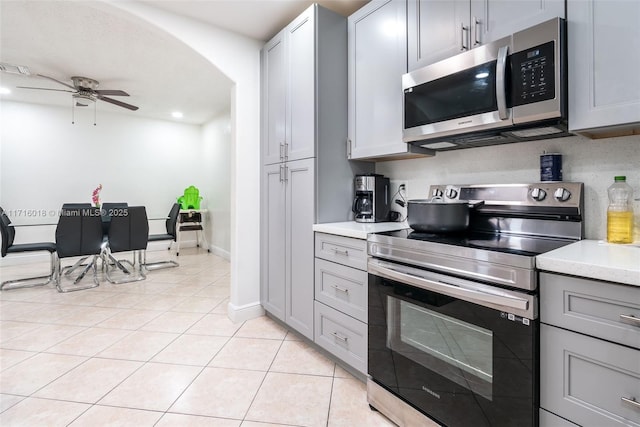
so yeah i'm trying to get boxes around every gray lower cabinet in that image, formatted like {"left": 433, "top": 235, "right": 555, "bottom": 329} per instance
{"left": 539, "top": 409, "right": 578, "bottom": 427}
{"left": 568, "top": 0, "right": 640, "bottom": 135}
{"left": 314, "top": 301, "right": 367, "bottom": 374}
{"left": 262, "top": 159, "right": 315, "bottom": 339}
{"left": 540, "top": 272, "right": 640, "bottom": 427}
{"left": 314, "top": 232, "right": 368, "bottom": 374}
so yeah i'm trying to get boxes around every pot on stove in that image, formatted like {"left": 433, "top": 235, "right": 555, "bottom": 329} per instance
{"left": 407, "top": 197, "right": 482, "bottom": 232}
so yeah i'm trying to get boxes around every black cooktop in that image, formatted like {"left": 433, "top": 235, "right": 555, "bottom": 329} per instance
{"left": 376, "top": 228, "right": 573, "bottom": 257}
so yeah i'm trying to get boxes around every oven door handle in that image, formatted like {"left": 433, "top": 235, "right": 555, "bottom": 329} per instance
{"left": 369, "top": 259, "right": 531, "bottom": 314}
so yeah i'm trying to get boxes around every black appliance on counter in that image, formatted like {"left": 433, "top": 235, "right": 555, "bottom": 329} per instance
{"left": 367, "top": 182, "right": 584, "bottom": 427}
{"left": 352, "top": 174, "right": 390, "bottom": 223}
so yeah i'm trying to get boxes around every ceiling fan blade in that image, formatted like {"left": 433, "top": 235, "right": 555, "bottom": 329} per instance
{"left": 16, "top": 86, "right": 74, "bottom": 93}
{"left": 97, "top": 95, "right": 139, "bottom": 111}
{"left": 95, "top": 89, "right": 130, "bottom": 96}
{"left": 35, "top": 74, "right": 76, "bottom": 90}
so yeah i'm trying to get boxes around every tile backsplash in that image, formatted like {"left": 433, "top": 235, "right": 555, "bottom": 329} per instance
{"left": 376, "top": 133, "right": 640, "bottom": 241}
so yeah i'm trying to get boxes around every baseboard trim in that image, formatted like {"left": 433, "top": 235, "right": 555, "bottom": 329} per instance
{"left": 227, "top": 301, "right": 265, "bottom": 323}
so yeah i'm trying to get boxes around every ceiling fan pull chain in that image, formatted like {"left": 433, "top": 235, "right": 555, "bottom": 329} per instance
{"left": 94, "top": 102, "right": 97, "bottom": 126}
{"left": 71, "top": 97, "right": 75, "bottom": 124}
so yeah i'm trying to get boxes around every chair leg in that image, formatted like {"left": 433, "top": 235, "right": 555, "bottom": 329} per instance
{"left": 105, "top": 250, "right": 146, "bottom": 284}
{"left": 56, "top": 255, "right": 100, "bottom": 293}
{"left": 142, "top": 249, "right": 179, "bottom": 271}
{"left": 0, "top": 252, "right": 56, "bottom": 291}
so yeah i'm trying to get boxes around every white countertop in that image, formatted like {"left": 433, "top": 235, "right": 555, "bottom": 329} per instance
{"left": 536, "top": 240, "right": 640, "bottom": 286}
{"left": 313, "top": 221, "right": 409, "bottom": 240}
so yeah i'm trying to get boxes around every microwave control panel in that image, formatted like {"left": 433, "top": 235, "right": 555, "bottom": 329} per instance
{"left": 510, "top": 41, "right": 556, "bottom": 106}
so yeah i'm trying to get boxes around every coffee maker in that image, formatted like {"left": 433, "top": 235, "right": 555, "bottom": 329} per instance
{"left": 352, "top": 174, "right": 390, "bottom": 223}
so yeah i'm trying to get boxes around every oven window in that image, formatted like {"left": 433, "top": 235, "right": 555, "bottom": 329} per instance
{"left": 387, "top": 297, "right": 494, "bottom": 400}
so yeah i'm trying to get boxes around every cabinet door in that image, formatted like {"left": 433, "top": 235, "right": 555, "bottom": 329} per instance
{"left": 470, "top": 0, "right": 565, "bottom": 47}
{"left": 407, "top": 0, "right": 469, "bottom": 71}
{"left": 541, "top": 325, "right": 640, "bottom": 427}
{"left": 285, "top": 158, "right": 316, "bottom": 339}
{"left": 286, "top": 6, "right": 316, "bottom": 162}
{"left": 261, "top": 163, "right": 286, "bottom": 321}
{"left": 348, "top": 0, "right": 409, "bottom": 159}
{"left": 568, "top": 0, "right": 640, "bottom": 132}
{"left": 262, "top": 31, "right": 286, "bottom": 166}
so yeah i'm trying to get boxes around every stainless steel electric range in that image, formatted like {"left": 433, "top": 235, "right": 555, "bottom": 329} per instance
{"left": 366, "top": 182, "right": 584, "bottom": 427}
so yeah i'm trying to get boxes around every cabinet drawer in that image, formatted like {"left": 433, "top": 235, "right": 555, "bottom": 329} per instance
{"left": 540, "top": 272, "right": 640, "bottom": 349}
{"left": 541, "top": 324, "right": 640, "bottom": 426}
{"left": 315, "top": 232, "right": 367, "bottom": 270}
{"left": 315, "top": 258, "right": 368, "bottom": 323}
{"left": 314, "top": 301, "right": 367, "bottom": 374}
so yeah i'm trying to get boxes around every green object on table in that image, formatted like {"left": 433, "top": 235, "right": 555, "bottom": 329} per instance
{"left": 177, "top": 185, "right": 203, "bottom": 209}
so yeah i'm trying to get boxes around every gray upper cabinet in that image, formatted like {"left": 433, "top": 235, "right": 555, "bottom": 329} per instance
{"left": 348, "top": 0, "right": 432, "bottom": 160}
{"left": 262, "top": 8, "right": 315, "bottom": 165}
{"left": 568, "top": 0, "right": 640, "bottom": 135}
{"left": 262, "top": 31, "right": 286, "bottom": 166}
{"left": 286, "top": 8, "right": 316, "bottom": 162}
{"left": 407, "top": 0, "right": 565, "bottom": 71}
{"left": 407, "top": 0, "right": 468, "bottom": 70}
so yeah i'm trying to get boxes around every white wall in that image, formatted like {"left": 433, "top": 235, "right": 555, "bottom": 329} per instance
{"left": 376, "top": 134, "right": 640, "bottom": 240}
{"left": 0, "top": 100, "right": 210, "bottom": 248}
{"left": 97, "top": 1, "right": 263, "bottom": 322}
{"left": 1, "top": 99, "right": 234, "bottom": 262}
{"left": 201, "top": 114, "right": 231, "bottom": 259}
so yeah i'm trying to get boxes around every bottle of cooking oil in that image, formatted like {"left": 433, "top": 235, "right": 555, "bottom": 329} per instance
{"left": 607, "top": 176, "right": 634, "bottom": 243}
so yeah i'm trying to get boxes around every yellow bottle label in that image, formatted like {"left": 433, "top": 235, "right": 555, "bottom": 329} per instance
{"left": 607, "top": 210, "right": 634, "bottom": 243}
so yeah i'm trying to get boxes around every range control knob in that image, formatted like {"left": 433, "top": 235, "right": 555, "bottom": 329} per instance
{"left": 554, "top": 187, "right": 571, "bottom": 202}
{"left": 445, "top": 188, "right": 458, "bottom": 199}
{"left": 530, "top": 188, "right": 547, "bottom": 201}
{"left": 432, "top": 188, "right": 444, "bottom": 198}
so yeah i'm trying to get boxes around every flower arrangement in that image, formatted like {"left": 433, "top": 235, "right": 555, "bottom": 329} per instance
{"left": 92, "top": 184, "right": 103, "bottom": 208}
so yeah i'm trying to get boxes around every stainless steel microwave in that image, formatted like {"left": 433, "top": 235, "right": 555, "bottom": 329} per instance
{"left": 403, "top": 18, "right": 569, "bottom": 151}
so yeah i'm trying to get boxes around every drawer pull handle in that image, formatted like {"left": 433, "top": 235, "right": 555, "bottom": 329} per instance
{"left": 333, "top": 248, "right": 349, "bottom": 256}
{"left": 332, "top": 285, "right": 349, "bottom": 294}
{"left": 621, "top": 396, "right": 640, "bottom": 411}
{"left": 620, "top": 314, "right": 640, "bottom": 327}
{"left": 331, "top": 331, "right": 348, "bottom": 342}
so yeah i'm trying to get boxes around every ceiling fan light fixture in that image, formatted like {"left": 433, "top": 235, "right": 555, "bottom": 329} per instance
{"left": 73, "top": 92, "right": 96, "bottom": 106}
{"left": 172, "top": 111, "right": 183, "bottom": 119}
{"left": 0, "top": 87, "right": 11, "bottom": 95}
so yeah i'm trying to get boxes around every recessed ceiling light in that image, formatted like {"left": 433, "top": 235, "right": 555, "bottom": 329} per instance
{"left": 172, "top": 111, "right": 183, "bottom": 119}
{"left": 0, "top": 87, "right": 11, "bottom": 95}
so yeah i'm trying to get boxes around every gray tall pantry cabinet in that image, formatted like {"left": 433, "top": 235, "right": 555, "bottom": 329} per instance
{"left": 260, "top": 4, "right": 372, "bottom": 340}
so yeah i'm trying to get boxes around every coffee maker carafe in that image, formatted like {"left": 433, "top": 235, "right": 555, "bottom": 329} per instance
{"left": 353, "top": 174, "right": 390, "bottom": 223}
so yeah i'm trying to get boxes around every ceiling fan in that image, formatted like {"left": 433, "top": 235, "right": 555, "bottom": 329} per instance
{"left": 17, "top": 74, "right": 139, "bottom": 111}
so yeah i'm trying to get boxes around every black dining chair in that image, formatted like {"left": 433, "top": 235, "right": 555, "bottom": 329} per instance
{"left": 143, "top": 203, "right": 180, "bottom": 270}
{"left": 101, "top": 202, "right": 128, "bottom": 235}
{"left": 55, "top": 206, "right": 104, "bottom": 292}
{"left": 0, "top": 207, "right": 57, "bottom": 291}
{"left": 105, "top": 206, "right": 149, "bottom": 284}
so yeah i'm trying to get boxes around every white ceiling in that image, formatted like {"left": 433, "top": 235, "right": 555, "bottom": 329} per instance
{"left": 0, "top": 0, "right": 367, "bottom": 125}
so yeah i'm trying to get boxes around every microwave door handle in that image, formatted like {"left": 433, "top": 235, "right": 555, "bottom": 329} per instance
{"left": 496, "top": 45, "right": 509, "bottom": 120}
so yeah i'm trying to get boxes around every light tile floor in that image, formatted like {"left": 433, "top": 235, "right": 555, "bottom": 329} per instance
{"left": 0, "top": 249, "right": 395, "bottom": 427}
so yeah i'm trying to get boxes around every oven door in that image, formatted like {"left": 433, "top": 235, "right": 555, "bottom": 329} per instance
{"left": 402, "top": 36, "right": 512, "bottom": 144}
{"left": 368, "top": 259, "right": 538, "bottom": 427}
